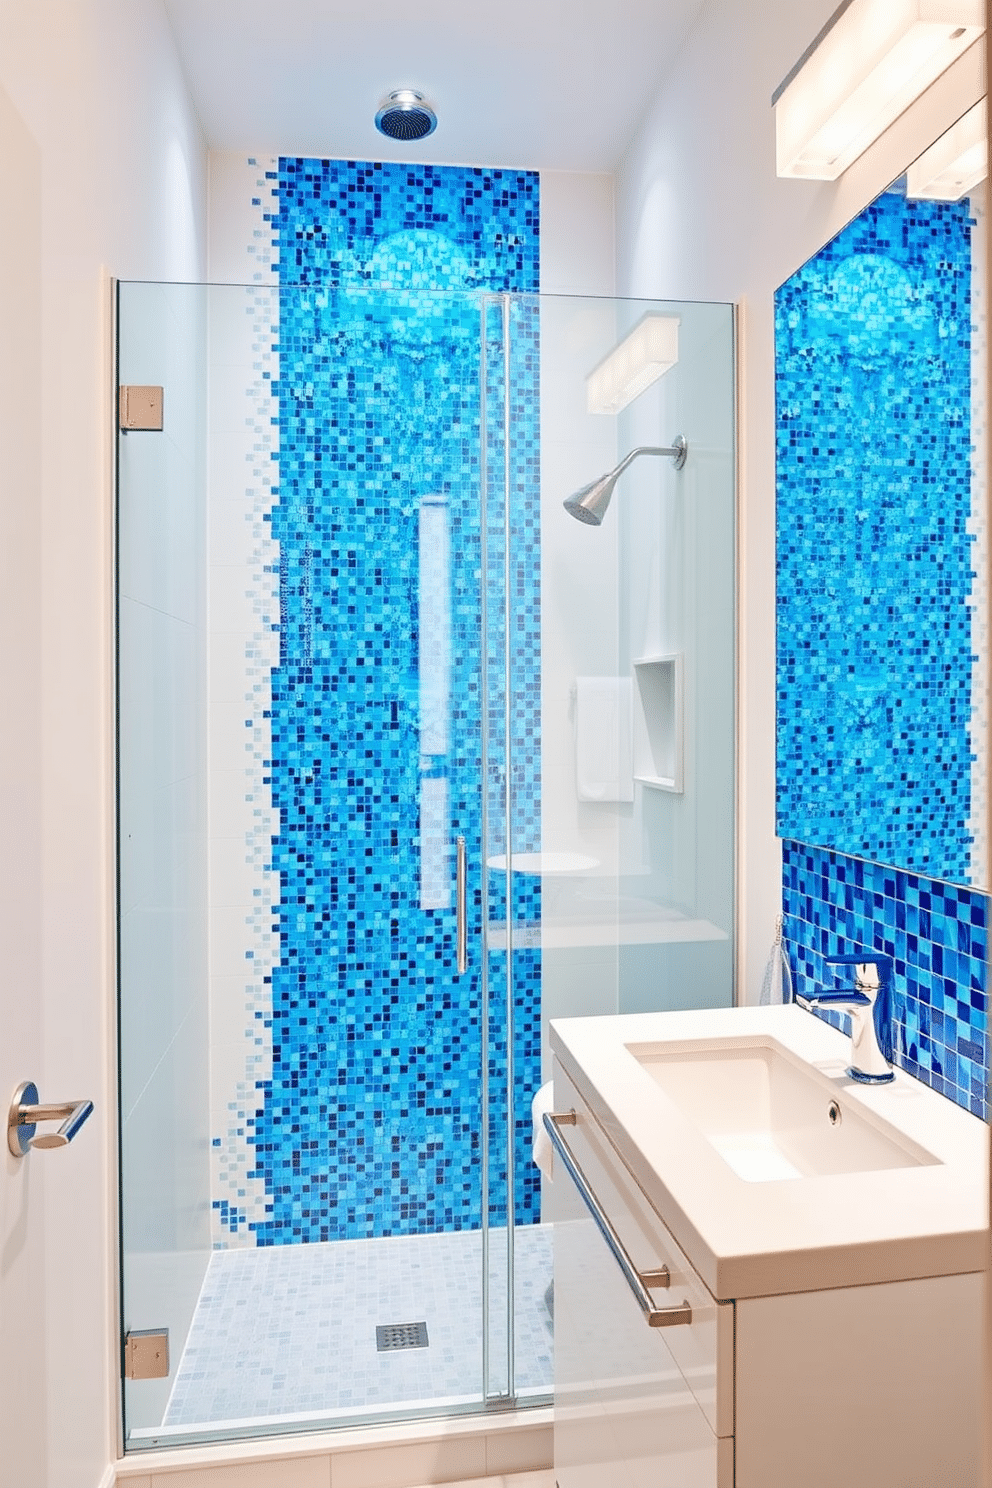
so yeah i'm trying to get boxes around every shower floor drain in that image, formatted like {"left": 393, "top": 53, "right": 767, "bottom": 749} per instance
{"left": 376, "top": 1321, "right": 429, "bottom": 1352}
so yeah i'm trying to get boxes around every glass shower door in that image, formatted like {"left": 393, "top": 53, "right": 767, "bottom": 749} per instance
{"left": 117, "top": 280, "right": 210, "bottom": 1443}
{"left": 117, "top": 278, "right": 517, "bottom": 1446}
{"left": 116, "top": 277, "right": 735, "bottom": 1454}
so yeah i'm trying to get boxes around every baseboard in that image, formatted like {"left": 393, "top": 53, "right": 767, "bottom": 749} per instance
{"left": 112, "top": 1406, "right": 553, "bottom": 1486}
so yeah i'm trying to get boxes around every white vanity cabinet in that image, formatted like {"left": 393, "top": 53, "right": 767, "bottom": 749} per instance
{"left": 550, "top": 1058, "right": 983, "bottom": 1488}
{"left": 550, "top": 1065, "right": 734, "bottom": 1488}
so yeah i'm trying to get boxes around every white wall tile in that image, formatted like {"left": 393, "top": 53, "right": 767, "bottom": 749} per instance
{"left": 539, "top": 296, "right": 624, "bottom": 884}
{"left": 209, "top": 702, "right": 258, "bottom": 764}
{"left": 209, "top": 152, "right": 280, "bottom": 285}
{"left": 210, "top": 904, "right": 258, "bottom": 978}
{"left": 207, "top": 769, "right": 260, "bottom": 838}
{"left": 208, "top": 497, "right": 262, "bottom": 570}
{"left": 208, "top": 563, "right": 260, "bottom": 630}
{"left": 207, "top": 284, "right": 272, "bottom": 371}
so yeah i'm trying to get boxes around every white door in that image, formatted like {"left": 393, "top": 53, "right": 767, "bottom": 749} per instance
{"left": 0, "top": 76, "right": 48, "bottom": 1486}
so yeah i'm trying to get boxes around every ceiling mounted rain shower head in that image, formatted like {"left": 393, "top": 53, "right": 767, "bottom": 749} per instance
{"left": 564, "top": 438, "right": 688, "bottom": 526}
{"left": 375, "top": 90, "right": 438, "bottom": 142}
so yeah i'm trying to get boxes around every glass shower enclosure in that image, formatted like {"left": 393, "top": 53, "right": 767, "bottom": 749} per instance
{"left": 116, "top": 281, "right": 736, "bottom": 1450}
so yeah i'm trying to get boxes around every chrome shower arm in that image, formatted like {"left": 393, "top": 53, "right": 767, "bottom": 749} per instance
{"left": 563, "top": 435, "right": 688, "bottom": 525}
{"left": 613, "top": 440, "right": 688, "bottom": 478}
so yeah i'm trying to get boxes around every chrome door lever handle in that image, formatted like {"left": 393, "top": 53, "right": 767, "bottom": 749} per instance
{"left": 8, "top": 1081, "right": 94, "bottom": 1157}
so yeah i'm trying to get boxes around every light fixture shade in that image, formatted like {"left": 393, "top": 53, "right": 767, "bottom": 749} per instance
{"left": 905, "top": 98, "right": 988, "bottom": 198}
{"left": 774, "top": 0, "right": 984, "bottom": 182}
{"left": 586, "top": 314, "right": 680, "bottom": 415}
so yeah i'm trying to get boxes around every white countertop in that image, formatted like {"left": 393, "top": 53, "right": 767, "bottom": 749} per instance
{"left": 549, "top": 1003, "right": 989, "bottom": 1301}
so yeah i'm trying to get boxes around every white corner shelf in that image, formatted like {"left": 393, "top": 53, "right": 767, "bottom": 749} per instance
{"left": 632, "top": 653, "right": 684, "bottom": 794}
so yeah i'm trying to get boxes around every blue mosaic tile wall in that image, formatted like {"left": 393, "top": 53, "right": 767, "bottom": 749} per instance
{"left": 775, "top": 189, "right": 976, "bottom": 881}
{"left": 783, "top": 840, "right": 988, "bottom": 1120}
{"left": 234, "top": 161, "right": 541, "bottom": 1244}
{"left": 480, "top": 293, "right": 544, "bottom": 1239}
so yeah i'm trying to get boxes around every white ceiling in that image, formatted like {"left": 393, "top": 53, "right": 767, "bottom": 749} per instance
{"left": 164, "top": 0, "right": 706, "bottom": 173}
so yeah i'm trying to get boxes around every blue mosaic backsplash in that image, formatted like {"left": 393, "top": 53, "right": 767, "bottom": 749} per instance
{"left": 783, "top": 840, "right": 988, "bottom": 1120}
{"left": 232, "top": 161, "right": 542, "bottom": 1245}
{"left": 775, "top": 189, "right": 976, "bottom": 881}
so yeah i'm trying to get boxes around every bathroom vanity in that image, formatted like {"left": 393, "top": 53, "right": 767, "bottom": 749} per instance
{"left": 548, "top": 1006, "right": 987, "bottom": 1488}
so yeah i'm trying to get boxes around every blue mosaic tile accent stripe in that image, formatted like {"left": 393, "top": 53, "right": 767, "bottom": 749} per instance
{"left": 775, "top": 190, "right": 976, "bottom": 881}
{"left": 782, "top": 840, "right": 988, "bottom": 1120}
{"left": 241, "top": 160, "right": 541, "bottom": 1244}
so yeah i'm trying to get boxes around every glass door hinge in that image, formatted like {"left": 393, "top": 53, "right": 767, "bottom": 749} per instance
{"left": 119, "top": 385, "right": 164, "bottom": 431}
{"left": 124, "top": 1328, "right": 170, "bottom": 1380}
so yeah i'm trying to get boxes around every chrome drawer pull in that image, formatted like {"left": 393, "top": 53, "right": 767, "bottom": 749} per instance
{"left": 544, "top": 1109, "right": 693, "bottom": 1329}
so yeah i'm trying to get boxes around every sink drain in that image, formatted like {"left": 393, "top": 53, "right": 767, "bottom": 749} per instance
{"left": 376, "top": 1321, "right": 429, "bottom": 1352}
{"left": 827, "top": 1100, "right": 842, "bottom": 1126}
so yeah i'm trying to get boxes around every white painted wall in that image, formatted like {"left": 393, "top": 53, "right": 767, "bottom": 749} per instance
{"left": 0, "top": 67, "right": 47, "bottom": 1487}
{"left": 0, "top": 2, "right": 207, "bottom": 1482}
{"left": 615, "top": 1, "right": 987, "bottom": 1001}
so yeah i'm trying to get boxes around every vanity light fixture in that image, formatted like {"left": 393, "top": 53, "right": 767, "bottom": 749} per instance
{"left": 773, "top": 0, "right": 984, "bottom": 182}
{"left": 905, "top": 97, "right": 987, "bottom": 199}
{"left": 586, "top": 314, "right": 680, "bottom": 415}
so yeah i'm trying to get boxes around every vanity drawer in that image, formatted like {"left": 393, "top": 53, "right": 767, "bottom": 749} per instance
{"left": 550, "top": 1066, "right": 734, "bottom": 1453}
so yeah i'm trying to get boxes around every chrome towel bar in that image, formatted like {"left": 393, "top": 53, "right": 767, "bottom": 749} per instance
{"left": 543, "top": 1109, "right": 692, "bottom": 1329}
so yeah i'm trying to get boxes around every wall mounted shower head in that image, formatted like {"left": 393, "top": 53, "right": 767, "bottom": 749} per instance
{"left": 375, "top": 90, "right": 438, "bottom": 141}
{"left": 563, "top": 437, "right": 688, "bottom": 526}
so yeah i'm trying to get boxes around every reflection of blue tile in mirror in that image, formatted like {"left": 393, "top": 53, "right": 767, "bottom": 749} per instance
{"left": 775, "top": 189, "right": 977, "bottom": 882}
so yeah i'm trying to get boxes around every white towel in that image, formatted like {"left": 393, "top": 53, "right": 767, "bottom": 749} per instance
{"left": 575, "top": 676, "right": 634, "bottom": 802}
{"left": 531, "top": 1081, "right": 555, "bottom": 1181}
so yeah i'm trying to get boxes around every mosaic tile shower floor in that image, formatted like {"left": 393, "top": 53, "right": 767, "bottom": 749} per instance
{"left": 163, "top": 1225, "right": 553, "bottom": 1428}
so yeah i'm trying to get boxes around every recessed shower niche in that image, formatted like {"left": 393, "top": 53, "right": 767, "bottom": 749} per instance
{"left": 632, "top": 653, "right": 684, "bottom": 793}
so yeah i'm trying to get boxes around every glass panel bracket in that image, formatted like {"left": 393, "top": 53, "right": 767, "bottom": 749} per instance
{"left": 125, "top": 1329, "right": 170, "bottom": 1380}
{"left": 119, "top": 385, "right": 164, "bottom": 431}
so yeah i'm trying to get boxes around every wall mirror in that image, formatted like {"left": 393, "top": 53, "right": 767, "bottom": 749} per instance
{"left": 774, "top": 99, "right": 988, "bottom": 891}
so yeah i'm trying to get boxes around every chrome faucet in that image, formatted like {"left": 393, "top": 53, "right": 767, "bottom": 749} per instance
{"left": 797, "top": 952, "right": 895, "bottom": 1084}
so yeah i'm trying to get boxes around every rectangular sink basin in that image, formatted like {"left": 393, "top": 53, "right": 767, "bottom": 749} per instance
{"left": 628, "top": 1037, "right": 939, "bottom": 1182}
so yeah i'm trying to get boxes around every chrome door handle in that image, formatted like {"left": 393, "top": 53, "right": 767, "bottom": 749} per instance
{"left": 456, "top": 834, "right": 468, "bottom": 975}
{"left": 8, "top": 1081, "right": 94, "bottom": 1157}
{"left": 544, "top": 1109, "right": 692, "bottom": 1329}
